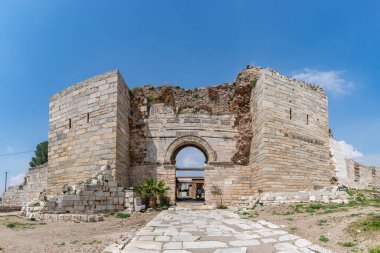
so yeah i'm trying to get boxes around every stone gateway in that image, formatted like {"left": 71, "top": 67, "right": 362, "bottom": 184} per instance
{"left": 2, "top": 65, "right": 379, "bottom": 209}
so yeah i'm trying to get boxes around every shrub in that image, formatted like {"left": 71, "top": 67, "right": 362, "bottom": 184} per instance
{"left": 158, "top": 194, "right": 170, "bottom": 208}
{"left": 6, "top": 223, "right": 16, "bottom": 228}
{"left": 309, "top": 203, "right": 324, "bottom": 209}
{"left": 369, "top": 246, "right": 380, "bottom": 253}
{"left": 362, "top": 215, "right": 380, "bottom": 231}
{"left": 339, "top": 242, "right": 355, "bottom": 247}
{"left": 251, "top": 77, "right": 258, "bottom": 88}
{"left": 114, "top": 212, "right": 130, "bottom": 219}
{"left": 134, "top": 177, "right": 169, "bottom": 208}
{"left": 217, "top": 204, "right": 227, "bottom": 209}
{"left": 318, "top": 219, "right": 328, "bottom": 226}
{"left": 319, "top": 235, "right": 329, "bottom": 243}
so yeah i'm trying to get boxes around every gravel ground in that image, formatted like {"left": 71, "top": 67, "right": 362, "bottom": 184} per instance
{"left": 243, "top": 203, "right": 380, "bottom": 253}
{"left": 0, "top": 211, "right": 158, "bottom": 253}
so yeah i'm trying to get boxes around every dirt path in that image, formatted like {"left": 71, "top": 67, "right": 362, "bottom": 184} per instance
{"left": 0, "top": 211, "right": 158, "bottom": 253}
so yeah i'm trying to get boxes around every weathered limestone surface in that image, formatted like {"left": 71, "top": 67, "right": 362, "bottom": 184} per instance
{"left": 345, "top": 159, "right": 380, "bottom": 189}
{"left": 250, "top": 69, "right": 332, "bottom": 193}
{"left": 48, "top": 70, "right": 130, "bottom": 194}
{"left": 204, "top": 164, "right": 252, "bottom": 205}
{"left": 330, "top": 139, "right": 380, "bottom": 189}
{"left": 21, "top": 166, "right": 135, "bottom": 215}
{"left": 2, "top": 164, "right": 47, "bottom": 206}
{"left": 1, "top": 186, "right": 24, "bottom": 206}
{"left": 116, "top": 209, "right": 333, "bottom": 253}
{"left": 330, "top": 139, "right": 349, "bottom": 184}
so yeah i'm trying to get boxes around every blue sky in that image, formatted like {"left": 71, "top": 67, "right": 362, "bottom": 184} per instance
{"left": 1, "top": 1, "right": 380, "bottom": 194}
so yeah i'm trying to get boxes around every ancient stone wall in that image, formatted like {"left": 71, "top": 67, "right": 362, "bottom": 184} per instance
{"left": 330, "top": 139, "right": 380, "bottom": 189}
{"left": 250, "top": 69, "right": 332, "bottom": 193}
{"left": 329, "top": 139, "right": 349, "bottom": 185}
{"left": 204, "top": 164, "right": 252, "bottom": 205}
{"left": 1, "top": 164, "right": 48, "bottom": 206}
{"left": 23, "top": 164, "right": 48, "bottom": 204}
{"left": 128, "top": 66, "right": 261, "bottom": 166}
{"left": 42, "top": 167, "right": 125, "bottom": 213}
{"left": 48, "top": 70, "right": 130, "bottom": 194}
{"left": 1, "top": 186, "right": 24, "bottom": 206}
{"left": 345, "top": 159, "right": 380, "bottom": 189}
{"left": 115, "top": 74, "right": 131, "bottom": 185}
{"left": 142, "top": 103, "right": 237, "bottom": 165}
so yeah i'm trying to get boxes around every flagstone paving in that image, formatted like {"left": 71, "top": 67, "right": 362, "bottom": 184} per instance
{"left": 121, "top": 208, "right": 333, "bottom": 253}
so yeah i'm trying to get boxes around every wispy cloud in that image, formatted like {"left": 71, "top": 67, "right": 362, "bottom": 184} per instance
{"left": 176, "top": 147, "right": 206, "bottom": 168}
{"left": 6, "top": 146, "right": 13, "bottom": 153}
{"left": 9, "top": 172, "right": 25, "bottom": 187}
{"left": 337, "top": 140, "right": 364, "bottom": 160}
{"left": 336, "top": 140, "right": 380, "bottom": 167}
{"left": 292, "top": 69, "right": 354, "bottom": 95}
{"left": 358, "top": 154, "right": 380, "bottom": 167}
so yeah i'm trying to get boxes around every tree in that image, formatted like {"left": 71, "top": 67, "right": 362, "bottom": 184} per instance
{"left": 134, "top": 177, "right": 170, "bottom": 208}
{"left": 29, "top": 141, "right": 48, "bottom": 168}
{"left": 211, "top": 185, "right": 224, "bottom": 208}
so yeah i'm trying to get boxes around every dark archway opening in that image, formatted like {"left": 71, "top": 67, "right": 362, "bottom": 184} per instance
{"left": 175, "top": 146, "right": 206, "bottom": 203}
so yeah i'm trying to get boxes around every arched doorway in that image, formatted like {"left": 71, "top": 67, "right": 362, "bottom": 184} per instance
{"left": 164, "top": 135, "right": 216, "bottom": 203}
{"left": 175, "top": 147, "right": 206, "bottom": 202}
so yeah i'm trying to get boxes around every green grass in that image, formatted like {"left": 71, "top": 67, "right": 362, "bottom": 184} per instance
{"left": 114, "top": 212, "right": 130, "bottom": 219}
{"left": 369, "top": 245, "right": 380, "bottom": 253}
{"left": 217, "top": 204, "right": 228, "bottom": 209}
{"left": 286, "top": 217, "right": 294, "bottom": 221}
{"left": 339, "top": 242, "right": 356, "bottom": 247}
{"left": 362, "top": 215, "right": 380, "bottom": 231}
{"left": 5, "top": 222, "right": 35, "bottom": 229}
{"left": 319, "top": 235, "right": 329, "bottom": 243}
{"left": 82, "top": 240, "right": 101, "bottom": 245}
{"left": 318, "top": 219, "right": 328, "bottom": 226}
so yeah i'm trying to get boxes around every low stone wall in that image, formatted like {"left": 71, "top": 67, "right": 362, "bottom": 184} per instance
{"left": 40, "top": 167, "right": 128, "bottom": 213}
{"left": 0, "top": 205, "right": 22, "bottom": 212}
{"left": 1, "top": 186, "right": 24, "bottom": 206}
{"left": 241, "top": 186, "right": 350, "bottom": 207}
{"left": 330, "top": 138, "right": 380, "bottom": 189}
{"left": 345, "top": 159, "right": 380, "bottom": 189}
{"left": 26, "top": 212, "right": 105, "bottom": 222}
{"left": 1, "top": 164, "right": 48, "bottom": 206}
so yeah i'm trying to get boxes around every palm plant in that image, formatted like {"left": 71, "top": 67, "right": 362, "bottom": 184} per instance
{"left": 134, "top": 177, "right": 170, "bottom": 208}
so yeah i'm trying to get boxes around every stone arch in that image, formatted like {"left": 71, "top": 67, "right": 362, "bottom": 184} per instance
{"left": 165, "top": 135, "right": 217, "bottom": 165}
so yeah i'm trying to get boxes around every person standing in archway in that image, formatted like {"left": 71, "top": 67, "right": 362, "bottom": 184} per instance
{"left": 196, "top": 187, "right": 202, "bottom": 200}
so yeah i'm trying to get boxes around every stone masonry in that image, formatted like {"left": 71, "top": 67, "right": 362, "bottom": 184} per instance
{"left": 2, "top": 65, "right": 379, "bottom": 208}
{"left": 48, "top": 70, "right": 130, "bottom": 194}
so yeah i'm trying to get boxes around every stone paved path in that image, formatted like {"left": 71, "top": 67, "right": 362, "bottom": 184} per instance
{"left": 121, "top": 208, "right": 333, "bottom": 253}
